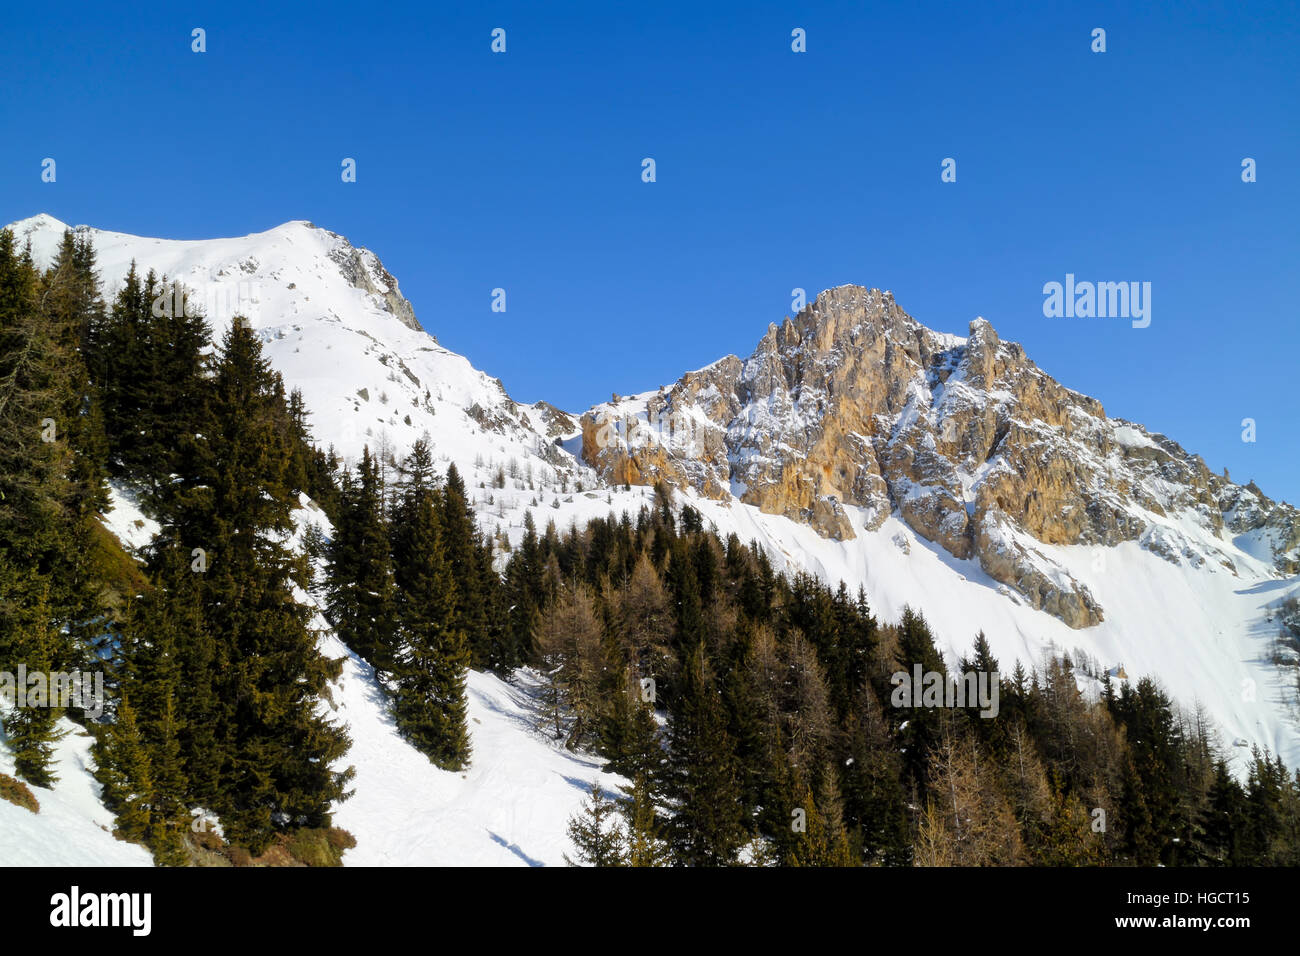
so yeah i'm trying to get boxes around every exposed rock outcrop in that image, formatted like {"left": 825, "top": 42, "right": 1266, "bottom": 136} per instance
{"left": 580, "top": 285, "right": 1299, "bottom": 628}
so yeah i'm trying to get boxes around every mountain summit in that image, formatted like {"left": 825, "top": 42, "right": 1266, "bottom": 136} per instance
{"left": 581, "top": 284, "right": 1300, "bottom": 629}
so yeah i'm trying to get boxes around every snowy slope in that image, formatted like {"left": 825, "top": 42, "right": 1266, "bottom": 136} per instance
{"left": 3, "top": 488, "right": 623, "bottom": 867}
{"left": 1, "top": 643, "right": 623, "bottom": 867}
{"left": 0, "top": 719, "right": 154, "bottom": 866}
{"left": 681, "top": 493, "right": 1300, "bottom": 772}
{"left": 8, "top": 213, "right": 584, "bottom": 486}
{"left": 329, "top": 659, "right": 624, "bottom": 866}
{"left": 289, "top": 503, "right": 627, "bottom": 866}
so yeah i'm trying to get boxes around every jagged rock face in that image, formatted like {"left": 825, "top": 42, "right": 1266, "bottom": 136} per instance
{"left": 581, "top": 285, "right": 1300, "bottom": 628}
{"left": 323, "top": 230, "right": 423, "bottom": 333}
{"left": 527, "top": 401, "right": 579, "bottom": 440}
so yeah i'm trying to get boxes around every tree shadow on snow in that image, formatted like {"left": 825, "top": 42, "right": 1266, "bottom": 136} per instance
{"left": 488, "top": 831, "right": 545, "bottom": 867}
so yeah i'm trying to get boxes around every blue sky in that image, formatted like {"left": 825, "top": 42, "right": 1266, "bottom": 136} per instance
{"left": 3, "top": 0, "right": 1297, "bottom": 501}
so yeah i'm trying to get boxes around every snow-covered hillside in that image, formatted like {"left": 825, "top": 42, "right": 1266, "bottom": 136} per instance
{"left": 8, "top": 213, "right": 585, "bottom": 489}
{"left": 3, "top": 488, "right": 624, "bottom": 867}
{"left": 4, "top": 213, "right": 1298, "bottom": 865}
{"left": 0, "top": 717, "right": 154, "bottom": 866}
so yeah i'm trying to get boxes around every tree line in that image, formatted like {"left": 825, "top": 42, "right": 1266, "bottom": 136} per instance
{"left": 534, "top": 491, "right": 1300, "bottom": 866}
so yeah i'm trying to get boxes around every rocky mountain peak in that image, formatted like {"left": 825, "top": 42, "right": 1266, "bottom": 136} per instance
{"left": 580, "top": 288, "right": 1300, "bottom": 629}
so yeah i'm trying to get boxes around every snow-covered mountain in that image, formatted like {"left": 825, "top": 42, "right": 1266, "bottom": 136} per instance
{"left": 580, "top": 285, "right": 1300, "bottom": 628}
{"left": 4, "top": 213, "right": 1298, "bottom": 864}
{"left": 9, "top": 212, "right": 585, "bottom": 491}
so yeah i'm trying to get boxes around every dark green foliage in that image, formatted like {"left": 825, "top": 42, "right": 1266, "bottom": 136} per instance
{"left": 388, "top": 441, "right": 471, "bottom": 770}
{"left": 664, "top": 643, "right": 745, "bottom": 865}
{"left": 0, "top": 229, "right": 101, "bottom": 785}
{"left": 189, "top": 319, "right": 354, "bottom": 853}
{"left": 564, "top": 779, "right": 626, "bottom": 867}
{"left": 621, "top": 772, "right": 670, "bottom": 866}
{"left": 325, "top": 448, "right": 397, "bottom": 670}
{"left": 3, "top": 577, "right": 66, "bottom": 787}
{"left": 439, "top": 463, "right": 490, "bottom": 667}
{"left": 89, "top": 267, "right": 210, "bottom": 505}
{"left": 1109, "top": 677, "right": 1187, "bottom": 864}
{"left": 597, "top": 666, "right": 661, "bottom": 781}
{"left": 94, "top": 316, "right": 356, "bottom": 859}
{"left": 840, "top": 682, "right": 912, "bottom": 865}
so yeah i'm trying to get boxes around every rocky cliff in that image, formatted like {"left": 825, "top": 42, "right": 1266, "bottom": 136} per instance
{"left": 581, "top": 286, "right": 1300, "bottom": 628}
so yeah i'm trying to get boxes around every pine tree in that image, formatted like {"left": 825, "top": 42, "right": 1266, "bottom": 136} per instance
{"left": 621, "top": 772, "right": 670, "bottom": 866}
{"left": 389, "top": 460, "right": 471, "bottom": 771}
{"left": 1202, "top": 759, "right": 1247, "bottom": 865}
{"left": 38, "top": 230, "right": 109, "bottom": 526}
{"left": 665, "top": 538, "right": 705, "bottom": 647}
{"left": 564, "top": 779, "right": 626, "bottom": 866}
{"left": 86, "top": 263, "right": 148, "bottom": 474}
{"left": 164, "top": 546, "right": 227, "bottom": 812}
{"left": 326, "top": 448, "right": 398, "bottom": 670}
{"left": 0, "top": 228, "right": 88, "bottom": 705}
{"left": 756, "top": 724, "right": 802, "bottom": 863}
{"left": 665, "top": 643, "right": 745, "bottom": 865}
{"left": 92, "top": 691, "right": 154, "bottom": 844}
{"left": 117, "top": 547, "right": 197, "bottom": 862}
{"left": 597, "top": 664, "right": 661, "bottom": 780}
{"left": 840, "top": 681, "right": 911, "bottom": 865}
{"left": 721, "top": 623, "right": 771, "bottom": 813}
{"left": 1035, "top": 770, "right": 1104, "bottom": 866}
{"left": 440, "top": 463, "right": 489, "bottom": 667}
{"left": 787, "top": 772, "right": 854, "bottom": 867}
{"left": 3, "top": 575, "right": 67, "bottom": 787}
{"left": 895, "top": 606, "right": 949, "bottom": 790}
{"left": 503, "top": 509, "right": 543, "bottom": 668}
{"left": 1242, "top": 749, "right": 1294, "bottom": 864}
{"left": 176, "top": 317, "right": 354, "bottom": 853}
{"left": 1110, "top": 677, "right": 1185, "bottom": 864}
{"left": 90, "top": 268, "right": 210, "bottom": 503}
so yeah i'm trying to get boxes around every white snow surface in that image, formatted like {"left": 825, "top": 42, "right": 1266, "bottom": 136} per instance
{"left": 0, "top": 719, "right": 154, "bottom": 866}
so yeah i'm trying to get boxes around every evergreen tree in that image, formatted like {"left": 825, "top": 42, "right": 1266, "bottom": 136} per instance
{"left": 564, "top": 779, "right": 626, "bottom": 866}
{"left": 1110, "top": 677, "right": 1185, "bottom": 864}
{"left": 177, "top": 318, "right": 354, "bottom": 852}
{"left": 91, "top": 268, "right": 210, "bottom": 501}
{"left": 326, "top": 448, "right": 398, "bottom": 670}
{"left": 39, "top": 230, "right": 109, "bottom": 523}
{"left": 3, "top": 575, "right": 67, "bottom": 787}
{"left": 894, "top": 606, "right": 949, "bottom": 790}
{"left": 1202, "top": 759, "right": 1247, "bottom": 865}
{"left": 665, "top": 643, "right": 745, "bottom": 865}
{"left": 389, "top": 452, "right": 471, "bottom": 771}
{"left": 597, "top": 664, "right": 661, "bottom": 780}
{"left": 787, "top": 773, "right": 854, "bottom": 867}
{"left": 621, "top": 772, "right": 670, "bottom": 866}
{"left": 92, "top": 691, "right": 154, "bottom": 845}
{"left": 503, "top": 509, "right": 543, "bottom": 668}
{"left": 0, "top": 228, "right": 88, "bottom": 708}
{"left": 116, "top": 547, "right": 197, "bottom": 863}
{"left": 840, "top": 681, "right": 911, "bottom": 865}
{"left": 440, "top": 463, "right": 489, "bottom": 667}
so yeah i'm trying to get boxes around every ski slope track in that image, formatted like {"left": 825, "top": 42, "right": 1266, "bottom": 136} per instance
{"left": 4, "top": 213, "right": 1297, "bottom": 865}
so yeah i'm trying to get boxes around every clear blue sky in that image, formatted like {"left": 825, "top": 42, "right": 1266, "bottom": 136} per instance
{"left": 3, "top": 0, "right": 1297, "bottom": 502}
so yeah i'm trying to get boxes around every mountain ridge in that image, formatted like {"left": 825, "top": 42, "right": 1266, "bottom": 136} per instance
{"left": 580, "top": 283, "right": 1299, "bottom": 629}
{"left": 7, "top": 212, "right": 1299, "bottom": 773}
